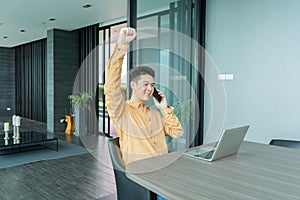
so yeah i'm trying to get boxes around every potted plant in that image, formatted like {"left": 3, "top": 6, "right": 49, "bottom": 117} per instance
{"left": 68, "top": 92, "right": 93, "bottom": 115}
{"left": 65, "top": 92, "right": 92, "bottom": 135}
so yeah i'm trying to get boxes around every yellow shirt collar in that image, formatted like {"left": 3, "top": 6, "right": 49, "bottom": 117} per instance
{"left": 128, "top": 100, "right": 150, "bottom": 111}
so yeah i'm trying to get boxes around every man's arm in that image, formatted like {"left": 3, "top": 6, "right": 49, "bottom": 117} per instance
{"left": 104, "top": 43, "right": 127, "bottom": 121}
{"left": 162, "top": 106, "right": 184, "bottom": 138}
{"left": 153, "top": 89, "right": 184, "bottom": 138}
{"left": 104, "top": 28, "right": 137, "bottom": 121}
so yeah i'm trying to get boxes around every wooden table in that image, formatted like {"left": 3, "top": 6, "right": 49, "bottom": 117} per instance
{"left": 126, "top": 141, "right": 300, "bottom": 200}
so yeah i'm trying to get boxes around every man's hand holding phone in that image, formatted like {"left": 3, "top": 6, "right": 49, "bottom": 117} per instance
{"left": 153, "top": 87, "right": 162, "bottom": 103}
{"left": 153, "top": 88, "right": 168, "bottom": 111}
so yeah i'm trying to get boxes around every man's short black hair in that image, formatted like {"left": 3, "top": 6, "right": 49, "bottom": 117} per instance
{"left": 130, "top": 66, "right": 155, "bottom": 82}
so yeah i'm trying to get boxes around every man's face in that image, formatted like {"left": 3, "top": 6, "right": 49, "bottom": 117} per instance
{"left": 131, "top": 74, "right": 155, "bottom": 103}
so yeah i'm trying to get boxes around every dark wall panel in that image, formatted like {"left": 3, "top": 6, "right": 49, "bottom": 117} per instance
{"left": 0, "top": 47, "right": 15, "bottom": 121}
{"left": 47, "top": 29, "right": 79, "bottom": 132}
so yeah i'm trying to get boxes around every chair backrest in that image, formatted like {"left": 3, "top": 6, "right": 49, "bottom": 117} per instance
{"left": 108, "top": 137, "right": 126, "bottom": 171}
{"left": 269, "top": 139, "right": 300, "bottom": 149}
{"left": 108, "top": 137, "right": 156, "bottom": 200}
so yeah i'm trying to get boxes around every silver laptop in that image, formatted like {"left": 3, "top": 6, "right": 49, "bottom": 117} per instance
{"left": 184, "top": 125, "right": 250, "bottom": 161}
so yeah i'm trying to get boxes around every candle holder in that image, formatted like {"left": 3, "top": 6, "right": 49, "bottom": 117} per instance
{"left": 4, "top": 131, "right": 10, "bottom": 140}
{"left": 14, "top": 138, "right": 20, "bottom": 144}
{"left": 12, "top": 125, "right": 17, "bottom": 138}
{"left": 15, "top": 116, "right": 21, "bottom": 139}
{"left": 12, "top": 115, "right": 16, "bottom": 138}
{"left": 16, "top": 126, "right": 21, "bottom": 140}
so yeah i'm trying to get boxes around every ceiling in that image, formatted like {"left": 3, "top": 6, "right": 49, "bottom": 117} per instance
{"left": 0, "top": 0, "right": 127, "bottom": 48}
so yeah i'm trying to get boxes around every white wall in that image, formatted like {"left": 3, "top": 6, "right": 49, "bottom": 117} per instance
{"left": 205, "top": 0, "right": 300, "bottom": 144}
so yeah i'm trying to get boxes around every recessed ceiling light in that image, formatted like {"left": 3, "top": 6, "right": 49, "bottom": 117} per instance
{"left": 82, "top": 4, "right": 92, "bottom": 8}
{"left": 20, "top": 29, "right": 26, "bottom": 33}
{"left": 48, "top": 18, "right": 56, "bottom": 22}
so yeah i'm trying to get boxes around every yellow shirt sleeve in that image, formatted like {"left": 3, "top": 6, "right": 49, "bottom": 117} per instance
{"left": 104, "top": 44, "right": 128, "bottom": 122}
{"left": 162, "top": 106, "right": 184, "bottom": 138}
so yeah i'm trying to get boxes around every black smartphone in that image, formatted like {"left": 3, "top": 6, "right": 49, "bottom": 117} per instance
{"left": 153, "top": 87, "right": 162, "bottom": 103}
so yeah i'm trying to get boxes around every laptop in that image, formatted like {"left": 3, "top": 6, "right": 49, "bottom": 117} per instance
{"left": 184, "top": 125, "right": 250, "bottom": 161}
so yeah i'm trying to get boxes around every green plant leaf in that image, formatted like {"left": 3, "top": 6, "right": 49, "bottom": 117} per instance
{"left": 68, "top": 92, "right": 93, "bottom": 115}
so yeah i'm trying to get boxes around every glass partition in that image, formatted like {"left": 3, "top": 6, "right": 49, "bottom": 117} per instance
{"left": 135, "top": 0, "right": 204, "bottom": 150}
{"left": 98, "top": 22, "right": 127, "bottom": 137}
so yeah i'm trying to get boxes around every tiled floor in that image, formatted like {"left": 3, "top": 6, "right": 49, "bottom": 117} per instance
{"left": 0, "top": 133, "right": 117, "bottom": 200}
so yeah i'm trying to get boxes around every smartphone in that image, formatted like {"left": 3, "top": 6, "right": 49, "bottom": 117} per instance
{"left": 153, "top": 87, "right": 162, "bottom": 103}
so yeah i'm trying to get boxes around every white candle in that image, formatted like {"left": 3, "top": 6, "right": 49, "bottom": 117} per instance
{"left": 15, "top": 116, "right": 21, "bottom": 126}
{"left": 12, "top": 115, "right": 16, "bottom": 125}
{"left": 4, "top": 122, "right": 9, "bottom": 131}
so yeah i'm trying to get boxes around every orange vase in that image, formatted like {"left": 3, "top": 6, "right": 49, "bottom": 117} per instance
{"left": 65, "top": 115, "right": 75, "bottom": 134}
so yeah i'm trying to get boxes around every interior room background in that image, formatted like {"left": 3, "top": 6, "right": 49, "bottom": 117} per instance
{"left": 1, "top": 0, "right": 299, "bottom": 145}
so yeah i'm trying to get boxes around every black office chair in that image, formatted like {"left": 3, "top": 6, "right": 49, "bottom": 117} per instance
{"left": 269, "top": 139, "right": 300, "bottom": 149}
{"left": 108, "top": 137, "right": 156, "bottom": 200}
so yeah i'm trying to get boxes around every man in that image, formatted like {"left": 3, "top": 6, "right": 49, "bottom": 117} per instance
{"left": 104, "top": 27, "right": 183, "bottom": 165}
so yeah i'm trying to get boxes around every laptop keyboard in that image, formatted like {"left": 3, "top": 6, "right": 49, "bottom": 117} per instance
{"left": 194, "top": 150, "right": 215, "bottom": 159}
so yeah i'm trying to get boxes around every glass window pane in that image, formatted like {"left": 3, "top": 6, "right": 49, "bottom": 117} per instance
{"left": 136, "top": 0, "right": 201, "bottom": 150}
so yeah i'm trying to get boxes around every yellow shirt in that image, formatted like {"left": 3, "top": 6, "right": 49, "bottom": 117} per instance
{"left": 104, "top": 44, "right": 183, "bottom": 165}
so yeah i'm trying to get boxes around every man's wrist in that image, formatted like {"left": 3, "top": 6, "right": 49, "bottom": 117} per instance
{"left": 116, "top": 43, "right": 128, "bottom": 49}
{"left": 114, "top": 43, "right": 128, "bottom": 56}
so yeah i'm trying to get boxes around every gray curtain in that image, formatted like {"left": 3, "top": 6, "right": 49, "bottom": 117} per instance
{"left": 15, "top": 39, "right": 47, "bottom": 122}
{"left": 75, "top": 24, "right": 99, "bottom": 135}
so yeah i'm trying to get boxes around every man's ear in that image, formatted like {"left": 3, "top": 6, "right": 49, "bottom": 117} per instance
{"left": 130, "top": 81, "right": 136, "bottom": 90}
